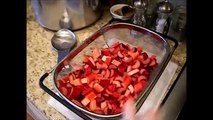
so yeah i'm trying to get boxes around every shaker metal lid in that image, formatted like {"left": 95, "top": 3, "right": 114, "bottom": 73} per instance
{"left": 157, "top": 0, "right": 173, "bottom": 13}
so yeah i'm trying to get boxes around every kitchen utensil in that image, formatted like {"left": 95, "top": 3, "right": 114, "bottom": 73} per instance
{"left": 154, "top": 0, "right": 173, "bottom": 34}
{"left": 39, "top": 23, "right": 178, "bottom": 119}
{"left": 110, "top": 4, "right": 134, "bottom": 21}
{"left": 32, "top": 0, "right": 103, "bottom": 31}
{"left": 51, "top": 29, "right": 77, "bottom": 63}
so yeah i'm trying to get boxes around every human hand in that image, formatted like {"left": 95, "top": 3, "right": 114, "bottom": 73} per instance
{"left": 121, "top": 99, "right": 161, "bottom": 120}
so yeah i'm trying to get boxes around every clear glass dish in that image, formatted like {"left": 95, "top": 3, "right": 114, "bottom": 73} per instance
{"left": 42, "top": 23, "right": 178, "bottom": 119}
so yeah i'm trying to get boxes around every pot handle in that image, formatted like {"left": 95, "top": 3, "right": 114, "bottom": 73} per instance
{"left": 39, "top": 72, "right": 92, "bottom": 120}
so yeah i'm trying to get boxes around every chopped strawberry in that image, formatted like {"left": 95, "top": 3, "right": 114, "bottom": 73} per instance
{"left": 68, "top": 87, "right": 81, "bottom": 99}
{"left": 112, "top": 80, "right": 121, "bottom": 87}
{"left": 142, "top": 58, "right": 151, "bottom": 65}
{"left": 128, "top": 51, "right": 139, "bottom": 60}
{"left": 101, "top": 101, "right": 107, "bottom": 110}
{"left": 117, "top": 87, "right": 126, "bottom": 94}
{"left": 104, "top": 69, "right": 110, "bottom": 78}
{"left": 92, "top": 69, "right": 100, "bottom": 74}
{"left": 94, "top": 83, "right": 104, "bottom": 93}
{"left": 121, "top": 75, "right": 132, "bottom": 88}
{"left": 92, "top": 48, "right": 100, "bottom": 60}
{"left": 112, "top": 59, "right": 121, "bottom": 66}
{"left": 112, "top": 91, "right": 120, "bottom": 98}
{"left": 132, "top": 60, "right": 141, "bottom": 69}
{"left": 89, "top": 99, "right": 97, "bottom": 111}
{"left": 71, "top": 99, "right": 83, "bottom": 107}
{"left": 101, "top": 48, "right": 111, "bottom": 56}
{"left": 137, "top": 46, "right": 143, "bottom": 53}
{"left": 84, "top": 65, "right": 92, "bottom": 76}
{"left": 108, "top": 84, "right": 116, "bottom": 92}
{"left": 81, "top": 97, "right": 90, "bottom": 106}
{"left": 124, "top": 89, "right": 130, "bottom": 96}
{"left": 127, "top": 69, "right": 139, "bottom": 76}
{"left": 118, "top": 65, "right": 125, "bottom": 74}
{"left": 86, "top": 91, "right": 97, "bottom": 100}
{"left": 110, "top": 69, "right": 114, "bottom": 77}
{"left": 96, "top": 96, "right": 105, "bottom": 105}
{"left": 60, "top": 86, "right": 68, "bottom": 96}
{"left": 108, "top": 64, "right": 117, "bottom": 69}
{"left": 81, "top": 77, "right": 88, "bottom": 84}
{"left": 88, "top": 57, "right": 96, "bottom": 66}
{"left": 123, "top": 56, "right": 133, "bottom": 63}
{"left": 149, "top": 58, "right": 158, "bottom": 67}
{"left": 128, "top": 84, "right": 134, "bottom": 93}
{"left": 99, "top": 79, "right": 110, "bottom": 88}
{"left": 73, "top": 79, "right": 82, "bottom": 86}
{"left": 117, "top": 51, "right": 124, "bottom": 58}
{"left": 138, "top": 75, "right": 147, "bottom": 81}
{"left": 134, "top": 81, "right": 145, "bottom": 94}
{"left": 126, "top": 65, "right": 132, "bottom": 72}
{"left": 101, "top": 56, "right": 112, "bottom": 65}
{"left": 96, "top": 62, "right": 108, "bottom": 69}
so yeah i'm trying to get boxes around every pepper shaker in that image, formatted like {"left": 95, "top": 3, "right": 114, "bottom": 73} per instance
{"left": 154, "top": 0, "right": 173, "bottom": 34}
{"left": 131, "top": 0, "right": 148, "bottom": 27}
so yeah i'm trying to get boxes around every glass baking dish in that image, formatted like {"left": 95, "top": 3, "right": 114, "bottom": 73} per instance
{"left": 39, "top": 23, "right": 178, "bottom": 120}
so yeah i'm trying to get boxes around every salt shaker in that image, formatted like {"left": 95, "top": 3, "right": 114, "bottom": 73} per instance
{"left": 154, "top": 0, "right": 173, "bottom": 34}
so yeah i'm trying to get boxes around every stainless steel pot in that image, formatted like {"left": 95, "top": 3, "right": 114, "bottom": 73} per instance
{"left": 32, "top": 0, "right": 103, "bottom": 31}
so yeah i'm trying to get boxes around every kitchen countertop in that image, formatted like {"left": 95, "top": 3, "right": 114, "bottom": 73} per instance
{"left": 27, "top": 1, "right": 186, "bottom": 120}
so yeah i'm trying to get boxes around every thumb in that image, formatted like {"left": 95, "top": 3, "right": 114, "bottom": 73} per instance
{"left": 121, "top": 99, "right": 137, "bottom": 120}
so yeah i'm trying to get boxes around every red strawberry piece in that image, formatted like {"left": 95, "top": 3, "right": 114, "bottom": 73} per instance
{"left": 71, "top": 99, "right": 83, "bottom": 107}
{"left": 134, "top": 81, "right": 145, "bottom": 94}
{"left": 110, "top": 69, "right": 114, "bottom": 77}
{"left": 104, "top": 69, "right": 110, "bottom": 78}
{"left": 68, "top": 87, "right": 81, "bottom": 99}
{"left": 117, "top": 87, "right": 126, "bottom": 94}
{"left": 73, "top": 79, "right": 82, "bottom": 86}
{"left": 88, "top": 57, "right": 96, "bottom": 66}
{"left": 128, "top": 84, "right": 134, "bottom": 93}
{"left": 123, "top": 56, "right": 133, "bottom": 63}
{"left": 81, "top": 97, "right": 90, "bottom": 106}
{"left": 112, "top": 80, "right": 121, "bottom": 87}
{"left": 86, "top": 91, "right": 97, "bottom": 100}
{"left": 117, "top": 51, "right": 124, "bottom": 58}
{"left": 89, "top": 99, "right": 97, "bottom": 111}
{"left": 101, "top": 48, "right": 111, "bottom": 56}
{"left": 92, "top": 48, "right": 100, "bottom": 60}
{"left": 121, "top": 75, "right": 132, "bottom": 88}
{"left": 112, "top": 59, "right": 121, "bottom": 66}
{"left": 137, "top": 46, "right": 143, "bottom": 53}
{"left": 94, "top": 83, "right": 104, "bottom": 93}
{"left": 149, "top": 58, "right": 158, "bottom": 67}
{"left": 99, "top": 79, "right": 110, "bottom": 88}
{"left": 142, "top": 58, "right": 151, "bottom": 65}
{"left": 132, "top": 60, "right": 141, "bottom": 69}
{"left": 96, "top": 96, "right": 105, "bottom": 105}
{"left": 84, "top": 65, "right": 92, "bottom": 76}
{"left": 60, "top": 86, "right": 68, "bottom": 96}
{"left": 108, "top": 64, "right": 117, "bottom": 69}
{"left": 92, "top": 69, "right": 100, "bottom": 74}
{"left": 138, "top": 75, "right": 147, "bottom": 81}
{"left": 118, "top": 65, "right": 125, "bottom": 74}
{"left": 127, "top": 69, "right": 139, "bottom": 76}
{"left": 108, "top": 84, "right": 116, "bottom": 92}
{"left": 112, "top": 91, "right": 120, "bottom": 98}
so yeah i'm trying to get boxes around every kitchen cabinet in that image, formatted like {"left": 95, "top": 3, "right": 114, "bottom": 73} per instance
{"left": 27, "top": 0, "right": 186, "bottom": 119}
